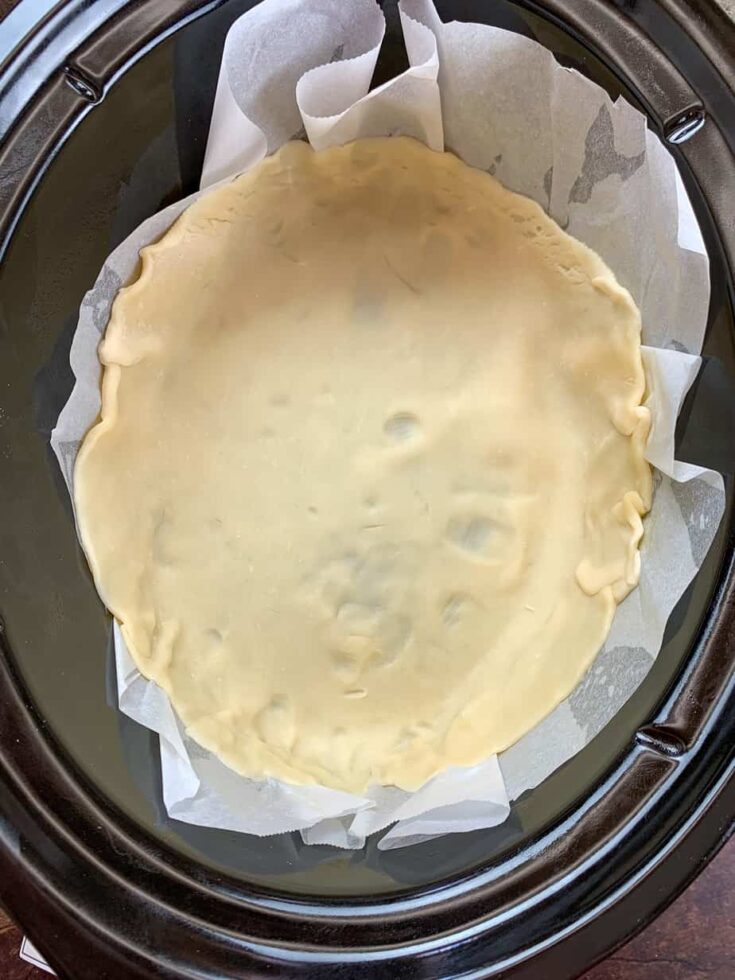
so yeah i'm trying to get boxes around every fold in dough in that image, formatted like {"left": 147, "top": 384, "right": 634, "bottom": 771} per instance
{"left": 75, "top": 137, "right": 652, "bottom": 793}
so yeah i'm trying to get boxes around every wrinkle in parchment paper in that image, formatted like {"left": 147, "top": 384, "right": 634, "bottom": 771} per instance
{"left": 52, "top": 0, "right": 724, "bottom": 850}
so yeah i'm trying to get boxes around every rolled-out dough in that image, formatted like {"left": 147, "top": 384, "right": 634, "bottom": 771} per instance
{"left": 75, "top": 137, "right": 652, "bottom": 793}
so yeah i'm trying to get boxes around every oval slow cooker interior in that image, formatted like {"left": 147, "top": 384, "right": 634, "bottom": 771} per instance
{"left": 0, "top": 0, "right": 733, "bottom": 903}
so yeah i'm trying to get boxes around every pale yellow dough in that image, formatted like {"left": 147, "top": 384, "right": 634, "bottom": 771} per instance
{"left": 75, "top": 137, "right": 652, "bottom": 793}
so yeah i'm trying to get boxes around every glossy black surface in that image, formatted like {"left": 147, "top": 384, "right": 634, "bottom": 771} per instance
{"left": 0, "top": 0, "right": 734, "bottom": 977}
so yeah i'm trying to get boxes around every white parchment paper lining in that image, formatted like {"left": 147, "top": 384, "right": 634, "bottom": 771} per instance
{"left": 51, "top": 0, "right": 725, "bottom": 851}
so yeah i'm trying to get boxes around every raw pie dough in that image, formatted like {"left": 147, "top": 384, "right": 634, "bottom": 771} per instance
{"left": 75, "top": 137, "right": 652, "bottom": 794}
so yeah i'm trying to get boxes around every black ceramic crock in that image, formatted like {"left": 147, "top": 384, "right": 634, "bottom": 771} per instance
{"left": 1, "top": 1, "right": 734, "bottom": 977}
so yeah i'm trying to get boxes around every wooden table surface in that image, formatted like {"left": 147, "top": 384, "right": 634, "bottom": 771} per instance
{"left": 0, "top": 0, "right": 733, "bottom": 976}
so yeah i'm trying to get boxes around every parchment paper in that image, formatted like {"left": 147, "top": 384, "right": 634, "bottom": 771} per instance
{"left": 51, "top": 0, "right": 725, "bottom": 850}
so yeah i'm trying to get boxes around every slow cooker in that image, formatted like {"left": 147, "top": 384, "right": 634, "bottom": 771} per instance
{"left": 1, "top": 1, "right": 734, "bottom": 977}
